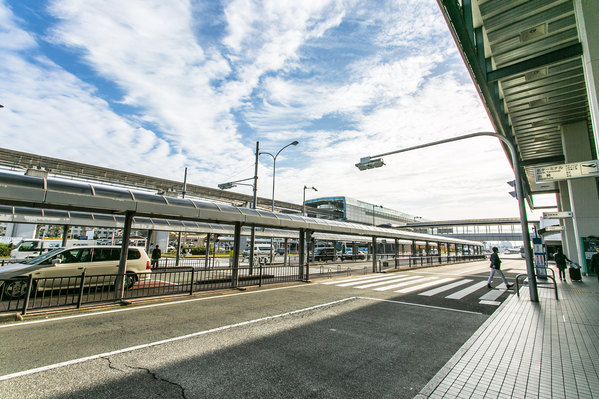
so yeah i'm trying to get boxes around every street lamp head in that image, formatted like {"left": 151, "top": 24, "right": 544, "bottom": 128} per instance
{"left": 291, "top": 140, "right": 299, "bottom": 146}
{"left": 355, "top": 157, "right": 385, "bottom": 171}
{"left": 218, "top": 182, "right": 236, "bottom": 190}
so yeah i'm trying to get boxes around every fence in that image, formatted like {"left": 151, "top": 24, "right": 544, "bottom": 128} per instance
{"left": 0, "top": 254, "right": 485, "bottom": 314}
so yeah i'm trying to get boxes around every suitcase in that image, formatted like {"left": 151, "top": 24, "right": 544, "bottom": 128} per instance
{"left": 569, "top": 267, "right": 582, "bottom": 281}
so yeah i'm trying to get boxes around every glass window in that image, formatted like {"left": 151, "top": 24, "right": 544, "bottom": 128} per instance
{"left": 55, "top": 248, "right": 92, "bottom": 264}
{"left": 93, "top": 248, "right": 121, "bottom": 262}
{"left": 19, "top": 241, "right": 39, "bottom": 251}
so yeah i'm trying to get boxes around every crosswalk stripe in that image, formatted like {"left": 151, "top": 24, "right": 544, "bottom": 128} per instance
{"left": 395, "top": 278, "right": 455, "bottom": 293}
{"left": 321, "top": 274, "right": 389, "bottom": 285}
{"left": 372, "top": 276, "right": 436, "bottom": 292}
{"left": 457, "top": 265, "right": 489, "bottom": 275}
{"left": 361, "top": 276, "right": 424, "bottom": 291}
{"left": 354, "top": 275, "right": 417, "bottom": 289}
{"left": 445, "top": 281, "right": 488, "bottom": 299}
{"left": 336, "top": 275, "right": 409, "bottom": 287}
{"left": 479, "top": 300, "right": 502, "bottom": 306}
{"left": 419, "top": 279, "right": 472, "bottom": 296}
{"left": 479, "top": 288, "right": 506, "bottom": 301}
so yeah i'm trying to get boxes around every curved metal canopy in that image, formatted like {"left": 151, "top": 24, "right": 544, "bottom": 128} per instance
{"left": 0, "top": 171, "right": 481, "bottom": 247}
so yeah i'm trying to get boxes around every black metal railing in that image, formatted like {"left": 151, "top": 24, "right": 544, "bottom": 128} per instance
{"left": 0, "top": 254, "right": 486, "bottom": 314}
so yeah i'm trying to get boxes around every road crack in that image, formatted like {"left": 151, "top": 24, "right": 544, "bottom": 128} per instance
{"left": 128, "top": 365, "right": 188, "bottom": 399}
{"left": 101, "top": 356, "right": 125, "bottom": 373}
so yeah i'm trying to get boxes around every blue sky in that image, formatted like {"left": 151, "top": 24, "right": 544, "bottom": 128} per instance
{"left": 0, "top": 0, "right": 548, "bottom": 220}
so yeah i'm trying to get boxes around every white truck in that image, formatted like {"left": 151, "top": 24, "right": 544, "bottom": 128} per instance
{"left": 9, "top": 238, "right": 97, "bottom": 260}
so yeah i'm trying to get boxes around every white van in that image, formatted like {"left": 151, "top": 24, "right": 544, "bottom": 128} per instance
{"left": 10, "top": 239, "right": 96, "bottom": 260}
{"left": 242, "top": 244, "right": 274, "bottom": 257}
{"left": 1, "top": 246, "right": 151, "bottom": 299}
{"left": 10, "top": 238, "right": 96, "bottom": 260}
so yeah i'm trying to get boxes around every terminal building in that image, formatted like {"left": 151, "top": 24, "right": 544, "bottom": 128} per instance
{"left": 304, "top": 196, "right": 420, "bottom": 226}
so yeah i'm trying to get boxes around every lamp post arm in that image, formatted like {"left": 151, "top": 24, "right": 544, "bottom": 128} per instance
{"left": 363, "top": 131, "right": 537, "bottom": 302}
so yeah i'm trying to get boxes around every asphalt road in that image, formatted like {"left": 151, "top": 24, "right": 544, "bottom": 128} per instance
{"left": 0, "top": 257, "right": 525, "bottom": 398}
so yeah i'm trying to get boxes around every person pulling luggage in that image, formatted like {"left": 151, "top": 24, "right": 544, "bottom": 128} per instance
{"left": 554, "top": 247, "right": 571, "bottom": 281}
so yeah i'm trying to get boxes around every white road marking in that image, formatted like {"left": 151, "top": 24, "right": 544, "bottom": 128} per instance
{"left": 320, "top": 274, "right": 388, "bottom": 285}
{"left": 479, "top": 300, "right": 502, "bottom": 306}
{"left": 445, "top": 281, "right": 489, "bottom": 300}
{"left": 479, "top": 288, "right": 506, "bottom": 301}
{"left": 354, "top": 275, "right": 417, "bottom": 289}
{"left": 0, "top": 283, "right": 312, "bottom": 330}
{"left": 356, "top": 296, "right": 483, "bottom": 315}
{"left": 336, "top": 275, "right": 409, "bottom": 287}
{"left": 395, "top": 278, "right": 455, "bottom": 293}
{"left": 419, "top": 279, "right": 472, "bottom": 296}
{"left": 374, "top": 276, "right": 435, "bottom": 291}
{"left": 0, "top": 297, "right": 357, "bottom": 382}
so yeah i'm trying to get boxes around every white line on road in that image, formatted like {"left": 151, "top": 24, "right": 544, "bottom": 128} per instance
{"left": 395, "top": 278, "right": 455, "bottom": 294}
{"left": 335, "top": 275, "right": 410, "bottom": 287}
{"left": 419, "top": 279, "right": 472, "bottom": 297}
{"left": 0, "top": 283, "right": 312, "bottom": 330}
{"left": 356, "top": 296, "right": 483, "bottom": 315}
{"left": 354, "top": 275, "right": 416, "bottom": 289}
{"left": 373, "top": 276, "right": 434, "bottom": 291}
{"left": 0, "top": 297, "right": 357, "bottom": 382}
{"left": 479, "top": 288, "right": 506, "bottom": 301}
{"left": 445, "top": 281, "right": 489, "bottom": 300}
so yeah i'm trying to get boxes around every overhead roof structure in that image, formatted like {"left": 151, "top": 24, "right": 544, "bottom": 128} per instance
{"left": 0, "top": 171, "right": 482, "bottom": 247}
{"left": 437, "top": 0, "right": 597, "bottom": 203}
{"left": 404, "top": 217, "right": 540, "bottom": 228}
{"left": 0, "top": 147, "right": 335, "bottom": 216}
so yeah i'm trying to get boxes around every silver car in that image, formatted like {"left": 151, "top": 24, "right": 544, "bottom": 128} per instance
{"left": 1, "top": 246, "right": 151, "bottom": 299}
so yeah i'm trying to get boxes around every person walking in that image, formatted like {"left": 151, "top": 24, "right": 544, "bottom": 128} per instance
{"left": 554, "top": 247, "right": 571, "bottom": 281}
{"left": 151, "top": 244, "right": 161, "bottom": 268}
{"left": 487, "top": 247, "right": 513, "bottom": 289}
{"left": 590, "top": 247, "right": 599, "bottom": 282}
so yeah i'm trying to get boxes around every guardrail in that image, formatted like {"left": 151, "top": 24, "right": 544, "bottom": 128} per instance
{"left": 0, "top": 254, "right": 486, "bottom": 315}
{"left": 515, "top": 268, "right": 558, "bottom": 300}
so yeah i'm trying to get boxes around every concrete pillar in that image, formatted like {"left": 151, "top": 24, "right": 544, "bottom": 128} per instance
{"left": 231, "top": 223, "right": 241, "bottom": 288}
{"left": 561, "top": 120, "right": 599, "bottom": 266}
{"left": 298, "top": 229, "right": 305, "bottom": 280}
{"left": 574, "top": 0, "right": 599, "bottom": 149}
{"left": 557, "top": 181, "right": 577, "bottom": 258}
{"left": 372, "top": 237, "right": 377, "bottom": 273}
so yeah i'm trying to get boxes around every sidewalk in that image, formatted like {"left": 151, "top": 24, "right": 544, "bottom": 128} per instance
{"left": 416, "top": 271, "right": 599, "bottom": 398}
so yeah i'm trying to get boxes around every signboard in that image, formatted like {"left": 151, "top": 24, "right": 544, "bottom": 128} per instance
{"left": 533, "top": 237, "right": 547, "bottom": 279}
{"left": 544, "top": 225, "right": 564, "bottom": 232}
{"left": 542, "top": 211, "right": 573, "bottom": 219}
{"left": 581, "top": 237, "right": 599, "bottom": 273}
{"left": 535, "top": 160, "right": 599, "bottom": 183}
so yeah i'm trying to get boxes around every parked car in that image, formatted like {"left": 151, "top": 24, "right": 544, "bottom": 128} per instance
{"left": 0, "top": 246, "right": 152, "bottom": 299}
{"left": 313, "top": 247, "right": 338, "bottom": 261}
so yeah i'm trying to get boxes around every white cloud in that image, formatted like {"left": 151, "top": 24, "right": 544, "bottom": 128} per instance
{"left": 0, "top": 0, "right": 541, "bottom": 221}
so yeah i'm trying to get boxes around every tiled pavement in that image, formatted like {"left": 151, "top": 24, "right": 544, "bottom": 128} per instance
{"left": 415, "top": 272, "right": 599, "bottom": 399}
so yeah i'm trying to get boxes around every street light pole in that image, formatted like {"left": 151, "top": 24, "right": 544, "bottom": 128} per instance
{"left": 218, "top": 142, "right": 260, "bottom": 273}
{"left": 303, "top": 185, "right": 318, "bottom": 216}
{"left": 260, "top": 141, "right": 299, "bottom": 262}
{"left": 175, "top": 167, "right": 188, "bottom": 266}
{"left": 260, "top": 141, "right": 299, "bottom": 213}
{"left": 356, "top": 131, "right": 538, "bottom": 302}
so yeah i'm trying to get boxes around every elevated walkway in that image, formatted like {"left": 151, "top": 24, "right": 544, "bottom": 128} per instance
{"left": 416, "top": 272, "right": 599, "bottom": 398}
